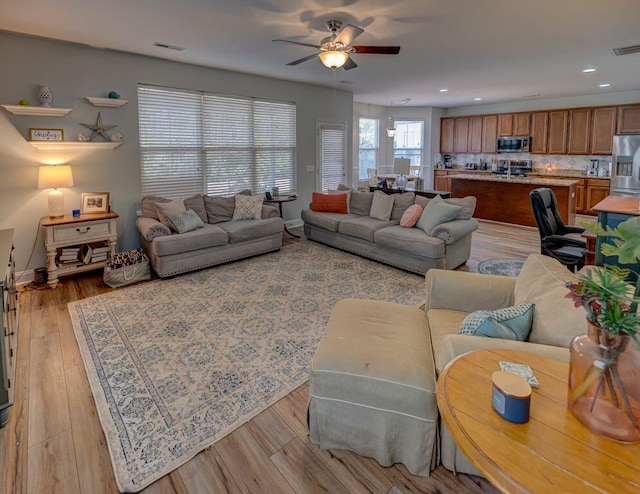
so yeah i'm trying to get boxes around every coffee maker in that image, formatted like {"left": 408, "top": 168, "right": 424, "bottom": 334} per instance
{"left": 587, "top": 159, "right": 599, "bottom": 176}
{"left": 443, "top": 154, "right": 453, "bottom": 169}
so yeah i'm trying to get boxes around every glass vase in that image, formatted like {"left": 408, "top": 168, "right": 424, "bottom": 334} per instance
{"left": 568, "top": 322, "right": 640, "bottom": 443}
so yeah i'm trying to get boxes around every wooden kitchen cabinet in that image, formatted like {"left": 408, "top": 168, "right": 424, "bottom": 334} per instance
{"left": 548, "top": 110, "right": 569, "bottom": 154}
{"left": 514, "top": 113, "right": 531, "bottom": 136}
{"left": 617, "top": 105, "right": 640, "bottom": 134}
{"left": 568, "top": 108, "right": 591, "bottom": 155}
{"left": 498, "top": 114, "right": 513, "bottom": 136}
{"left": 585, "top": 178, "right": 611, "bottom": 214}
{"left": 591, "top": 107, "right": 617, "bottom": 155}
{"left": 440, "top": 118, "right": 455, "bottom": 153}
{"left": 530, "top": 112, "right": 549, "bottom": 154}
{"left": 454, "top": 118, "right": 469, "bottom": 153}
{"left": 434, "top": 170, "right": 449, "bottom": 191}
{"left": 481, "top": 115, "right": 498, "bottom": 153}
{"left": 468, "top": 116, "right": 483, "bottom": 153}
{"left": 575, "top": 178, "right": 586, "bottom": 213}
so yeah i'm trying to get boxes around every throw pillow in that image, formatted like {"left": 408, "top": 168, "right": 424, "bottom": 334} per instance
{"left": 183, "top": 194, "right": 208, "bottom": 223}
{"left": 204, "top": 195, "right": 235, "bottom": 223}
{"left": 232, "top": 194, "right": 264, "bottom": 220}
{"left": 390, "top": 192, "right": 416, "bottom": 221}
{"left": 311, "top": 192, "right": 348, "bottom": 213}
{"left": 369, "top": 190, "right": 395, "bottom": 221}
{"left": 444, "top": 196, "right": 477, "bottom": 220}
{"left": 156, "top": 198, "right": 186, "bottom": 226}
{"left": 400, "top": 204, "right": 423, "bottom": 227}
{"left": 350, "top": 191, "right": 374, "bottom": 216}
{"left": 329, "top": 189, "right": 351, "bottom": 212}
{"left": 416, "top": 195, "right": 462, "bottom": 235}
{"left": 166, "top": 209, "right": 205, "bottom": 234}
{"left": 458, "top": 304, "right": 535, "bottom": 341}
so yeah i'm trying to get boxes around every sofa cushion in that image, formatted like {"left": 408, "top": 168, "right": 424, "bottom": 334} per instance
{"left": 338, "top": 216, "right": 397, "bottom": 242}
{"left": 141, "top": 195, "right": 170, "bottom": 220}
{"left": 350, "top": 191, "right": 374, "bottom": 216}
{"left": 445, "top": 196, "right": 477, "bottom": 220}
{"left": 391, "top": 192, "right": 416, "bottom": 221}
{"left": 374, "top": 225, "right": 445, "bottom": 259}
{"left": 311, "top": 192, "right": 348, "bottom": 214}
{"left": 183, "top": 194, "right": 207, "bottom": 223}
{"left": 204, "top": 195, "right": 235, "bottom": 224}
{"left": 400, "top": 204, "right": 423, "bottom": 228}
{"left": 156, "top": 198, "right": 186, "bottom": 227}
{"left": 458, "top": 304, "right": 535, "bottom": 341}
{"left": 514, "top": 254, "right": 586, "bottom": 347}
{"left": 217, "top": 217, "right": 283, "bottom": 243}
{"left": 232, "top": 194, "right": 264, "bottom": 220}
{"left": 416, "top": 195, "right": 462, "bottom": 235}
{"left": 151, "top": 224, "right": 229, "bottom": 256}
{"left": 370, "top": 191, "right": 395, "bottom": 221}
{"left": 166, "top": 209, "right": 205, "bottom": 234}
{"left": 302, "top": 210, "right": 359, "bottom": 232}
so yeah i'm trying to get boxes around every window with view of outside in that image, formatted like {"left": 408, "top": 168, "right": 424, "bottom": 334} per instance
{"left": 358, "top": 118, "right": 378, "bottom": 180}
{"left": 393, "top": 120, "right": 423, "bottom": 175}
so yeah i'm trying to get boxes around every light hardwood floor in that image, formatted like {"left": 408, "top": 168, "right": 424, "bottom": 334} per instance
{"left": 0, "top": 220, "right": 541, "bottom": 494}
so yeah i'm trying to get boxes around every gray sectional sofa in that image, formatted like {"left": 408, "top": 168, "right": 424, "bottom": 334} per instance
{"left": 302, "top": 190, "right": 478, "bottom": 274}
{"left": 136, "top": 193, "right": 284, "bottom": 277}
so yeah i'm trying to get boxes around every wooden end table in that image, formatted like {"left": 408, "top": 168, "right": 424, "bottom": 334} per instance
{"left": 436, "top": 349, "right": 639, "bottom": 494}
{"left": 264, "top": 196, "right": 300, "bottom": 238}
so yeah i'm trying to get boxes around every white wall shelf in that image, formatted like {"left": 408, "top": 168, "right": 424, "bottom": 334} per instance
{"left": 85, "top": 97, "right": 128, "bottom": 108}
{"left": 29, "top": 141, "right": 122, "bottom": 150}
{"left": 1, "top": 104, "right": 72, "bottom": 117}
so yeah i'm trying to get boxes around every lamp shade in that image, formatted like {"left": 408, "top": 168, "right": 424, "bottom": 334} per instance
{"left": 319, "top": 51, "right": 348, "bottom": 69}
{"left": 394, "top": 158, "right": 411, "bottom": 176}
{"left": 38, "top": 165, "right": 74, "bottom": 189}
{"left": 386, "top": 116, "right": 396, "bottom": 137}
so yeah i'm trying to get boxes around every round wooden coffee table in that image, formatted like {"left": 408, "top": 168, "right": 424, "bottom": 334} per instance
{"left": 436, "top": 349, "right": 640, "bottom": 494}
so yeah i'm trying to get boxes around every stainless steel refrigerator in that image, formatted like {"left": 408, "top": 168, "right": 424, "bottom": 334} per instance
{"left": 610, "top": 134, "right": 640, "bottom": 197}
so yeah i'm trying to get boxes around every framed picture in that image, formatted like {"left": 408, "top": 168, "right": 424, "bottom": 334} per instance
{"left": 29, "top": 128, "right": 64, "bottom": 141}
{"left": 81, "top": 192, "right": 110, "bottom": 214}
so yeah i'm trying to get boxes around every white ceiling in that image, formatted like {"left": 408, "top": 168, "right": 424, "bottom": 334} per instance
{"left": 2, "top": 0, "right": 640, "bottom": 108}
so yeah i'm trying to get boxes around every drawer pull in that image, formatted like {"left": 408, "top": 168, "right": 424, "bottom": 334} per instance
{"left": 76, "top": 226, "right": 91, "bottom": 234}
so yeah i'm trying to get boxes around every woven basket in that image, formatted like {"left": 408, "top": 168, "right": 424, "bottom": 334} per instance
{"left": 103, "top": 249, "right": 150, "bottom": 288}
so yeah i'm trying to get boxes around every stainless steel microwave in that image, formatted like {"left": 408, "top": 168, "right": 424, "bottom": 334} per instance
{"left": 496, "top": 136, "right": 530, "bottom": 153}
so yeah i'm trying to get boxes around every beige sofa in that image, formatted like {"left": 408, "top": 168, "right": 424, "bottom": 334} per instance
{"left": 136, "top": 194, "right": 284, "bottom": 278}
{"left": 308, "top": 253, "right": 587, "bottom": 477}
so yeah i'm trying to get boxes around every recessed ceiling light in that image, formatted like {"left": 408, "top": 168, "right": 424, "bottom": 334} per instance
{"left": 439, "top": 89, "right": 448, "bottom": 92}
{"left": 474, "top": 97, "right": 482, "bottom": 101}
{"left": 582, "top": 68, "right": 597, "bottom": 73}
{"left": 599, "top": 83, "right": 611, "bottom": 87}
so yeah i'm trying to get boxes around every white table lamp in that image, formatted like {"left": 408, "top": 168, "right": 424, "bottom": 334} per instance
{"left": 394, "top": 158, "right": 411, "bottom": 189}
{"left": 38, "top": 165, "right": 74, "bottom": 218}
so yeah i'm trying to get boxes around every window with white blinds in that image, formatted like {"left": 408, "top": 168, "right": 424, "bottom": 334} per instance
{"left": 318, "top": 123, "right": 346, "bottom": 193}
{"left": 138, "top": 85, "right": 296, "bottom": 198}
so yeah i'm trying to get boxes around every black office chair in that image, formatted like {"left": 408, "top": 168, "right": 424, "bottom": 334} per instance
{"left": 529, "top": 188, "right": 586, "bottom": 271}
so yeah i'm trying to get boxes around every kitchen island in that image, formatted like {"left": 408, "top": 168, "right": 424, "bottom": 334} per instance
{"left": 450, "top": 174, "right": 579, "bottom": 227}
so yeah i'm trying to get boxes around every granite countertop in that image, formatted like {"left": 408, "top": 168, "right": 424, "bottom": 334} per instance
{"left": 530, "top": 169, "right": 611, "bottom": 180}
{"left": 449, "top": 174, "right": 579, "bottom": 187}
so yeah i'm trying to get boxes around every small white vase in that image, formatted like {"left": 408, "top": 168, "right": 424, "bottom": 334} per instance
{"left": 38, "top": 83, "right": 53, "bottom": 107}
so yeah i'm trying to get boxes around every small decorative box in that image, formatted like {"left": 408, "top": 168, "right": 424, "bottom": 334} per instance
{"left": 491, "top": 370, "right": 532, "bottom": 424}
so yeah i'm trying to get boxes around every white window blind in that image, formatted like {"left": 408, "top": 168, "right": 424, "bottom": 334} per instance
{"left": 393, "top": 120, "right": 424, "bottom": 174}
{"left": 358, "top": 118, "right": 378, "bottom": 180}
{"left": 318, "top": 123, "right": 346, "bottom": 192}
{"left": 138, "top": 85, "right": 296, "bottom": 198}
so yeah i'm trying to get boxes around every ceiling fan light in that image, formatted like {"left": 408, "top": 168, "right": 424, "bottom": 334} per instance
{"left": 319, "top": 50, "right": 349, "bottom": 69}
{"left": 386, "top": 116, "right": 396, "bottom": 137}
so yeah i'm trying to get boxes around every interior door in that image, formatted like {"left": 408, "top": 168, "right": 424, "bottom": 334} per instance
{"left": 317, "top": 122, "right": 347, "bottom": 192}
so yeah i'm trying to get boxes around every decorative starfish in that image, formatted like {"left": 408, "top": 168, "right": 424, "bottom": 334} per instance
{"left": 81, "top": 112, "right": 117, "bottom": 141}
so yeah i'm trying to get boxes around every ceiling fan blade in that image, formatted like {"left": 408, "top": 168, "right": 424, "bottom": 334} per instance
{"left": 334, "top": 24, "right": 364, "bottom": 47}
{"left": 273, "top": 39, "right": 321, "bottom": 49}
{"left": 351, "top": 46, "right": 401, "bottom": 55}
{"left": 286, "top": 53, "right": 320, "bottom": 66}
{"left": 343, "top": 57, "right": 358, "bottom": 70}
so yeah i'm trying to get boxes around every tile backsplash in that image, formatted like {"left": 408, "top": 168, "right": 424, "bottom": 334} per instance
{"left": 441, "top": 153, "right": 612, "bottom": 175}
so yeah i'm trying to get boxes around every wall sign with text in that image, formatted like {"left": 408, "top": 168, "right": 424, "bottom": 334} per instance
{"left": 29, "top": 128, "right": 64, "bottom": 141}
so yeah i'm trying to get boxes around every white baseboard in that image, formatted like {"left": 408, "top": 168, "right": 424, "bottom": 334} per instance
{"left": 15, "top": 269, "right": 35, "bottom": 286}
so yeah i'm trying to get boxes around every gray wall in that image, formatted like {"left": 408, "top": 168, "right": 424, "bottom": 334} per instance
{"left": 0, "top": 32, "right": 353, "bottom": 274}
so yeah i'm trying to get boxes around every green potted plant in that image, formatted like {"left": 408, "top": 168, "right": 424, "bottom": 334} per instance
{"left": 565, "top": 216, "right": 640, "bottom": 443}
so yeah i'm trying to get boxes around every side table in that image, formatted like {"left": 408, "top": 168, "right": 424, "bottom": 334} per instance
{"left": 264, "top": 196, "right": 300, "bottom": 238}
{"left": 41, "top": 212, "right": 119, "bottom": 289}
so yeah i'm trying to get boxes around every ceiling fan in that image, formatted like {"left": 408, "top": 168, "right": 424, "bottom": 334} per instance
{"left": 273, "top": 20, "right": 401, "bottom": 70}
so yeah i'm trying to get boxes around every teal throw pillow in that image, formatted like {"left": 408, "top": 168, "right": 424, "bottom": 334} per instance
{"left": 166, "top": 209, "right": 205, "bottom": 234}
{"left": 416, "top": 195, "right": 462, "bottom": 235}
{"left": 458, "top": 304, "right": 535, "bottom": 341}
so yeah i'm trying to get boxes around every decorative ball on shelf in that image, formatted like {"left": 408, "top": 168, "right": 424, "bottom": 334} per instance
{"left": 108, "top": 91, "right": 120, "bottom": 99}
{"left": 37, "top": 83, "right": 53, "bottom": 107}
{"left": 77, "top": 132, "right": 90, "bottom": 142}
{"left": 18, "top": 99, "right": 30, "bottom": 106}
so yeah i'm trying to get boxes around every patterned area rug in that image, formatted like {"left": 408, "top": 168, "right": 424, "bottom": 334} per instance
{"left": 477, "top": 258, "right": 525, "bottom": 277}
{"left": 68, "top": 241, "right": 425, "bottom": 492}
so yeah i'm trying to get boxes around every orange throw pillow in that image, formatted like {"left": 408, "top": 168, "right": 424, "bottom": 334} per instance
{"left": 311, "top": 192, "right": 348, "bottom": 213}
{"left": 400, "top": 203, "right": 423, "bottom": 227}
